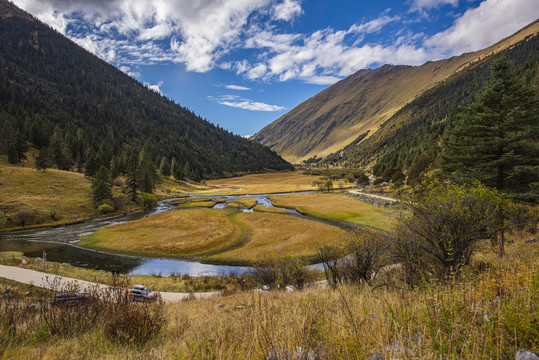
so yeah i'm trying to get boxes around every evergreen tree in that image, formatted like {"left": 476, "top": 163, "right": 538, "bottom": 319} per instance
{"left": 14, "top": 130, "right": 28, "bottom": 163}
{"left": 171, "top": 157, "right": 183, "bottom": 180}
{"left": 35, "top": 147, "right": 48, "bottom": 171}
{"left": 49, "top": 125, "right": 71, "bottom": 170}
{"left": 84, "top": 151, "right": 102, "bottom": 178}
{"left": 159, "top": 157, "right": 171, "bottom": 177}
{"left": 442, "top": 57, "right": 539, "bottom": 256}
{"left": 126, "top": 152, "right": 140, "bottom": 200}
{"left": 139, "top": 149, "right": 158, "bottom": 194}
{"left": 92, "top": 165, "right": 112, "bottom": 205}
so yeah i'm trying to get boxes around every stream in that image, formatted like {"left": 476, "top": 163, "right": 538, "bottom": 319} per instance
{"left": 0, "top": 191, "right": 329, "bottom": 276}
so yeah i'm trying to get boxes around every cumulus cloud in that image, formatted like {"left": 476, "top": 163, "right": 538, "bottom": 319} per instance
{"left": 11, "top": 0, "right": 539, "bottom": 86}
{"left": 272, "top": 0, "right": 303, "bottom": 21}
{"left": 209, "top": 95, "right": 284, "bottom": 111}
{"left": 145, "top": 81, "right": 164, "bottom": 95}
{"left": 225, "top": 85, "right": 251, "bottom": 90}
{"left": 424, "top": 0, "right": 539, "bottom": 56}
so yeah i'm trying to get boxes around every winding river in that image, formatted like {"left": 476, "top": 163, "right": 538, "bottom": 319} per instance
{"left": 0, "top": 192, "right": 329, "bottom": 276}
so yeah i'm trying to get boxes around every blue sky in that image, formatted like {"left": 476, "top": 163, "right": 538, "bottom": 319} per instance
{"left": 12, "top": 0, "right": 539, "bottom": 136}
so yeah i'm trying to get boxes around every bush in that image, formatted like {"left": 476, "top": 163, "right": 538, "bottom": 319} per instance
{"left": 97, "top": 204, "right": 114, "bottom": 214}
{"left": 112, "top": 193, "right": 128, "bottom": 210}
{"left": 140, "top": 192, "right": 157, "bottom": 208}
{"left": 390, "top": 181, "right": 507, "bottom": 284}
{"left": 319, "top": 229, "right": 389, "bottom": 288}
{"left": 250, "top": 254, "right": 317, "bottom": 290}
{"left": 12, "top": 210, "right": 34, "bottom": 227}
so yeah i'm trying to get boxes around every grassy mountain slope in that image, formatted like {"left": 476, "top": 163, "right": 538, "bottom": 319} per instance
{"left": 327, "top": 27, "right": 539, "bottom": 181}
{"left": 0, "top": 0, "right": 292, "bottom": 177}
{"left": 253, "top": 20, "right": 539, "bottom": 164}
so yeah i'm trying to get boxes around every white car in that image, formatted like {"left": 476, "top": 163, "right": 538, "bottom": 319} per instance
{"left": 128, "top": 285, "right": 157, "bottom": 302}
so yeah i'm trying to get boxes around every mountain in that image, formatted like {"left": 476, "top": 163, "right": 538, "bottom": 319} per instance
{"left": 0, "top": 0, "right": 292, "bottom": 178}
{"left": 327, "top": 31, "right": 539, "bottom": 185}
{"left": 253, "top": 20, "right": 539, "bottom": 164}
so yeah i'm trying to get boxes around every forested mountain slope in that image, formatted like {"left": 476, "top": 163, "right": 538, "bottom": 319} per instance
{"left": 0, "top": 0, "right": 292, "bottom": 178}
{"left": 253, "top": 20, "right": 539, "bottom": 164}
{"left": 324, "top": 29, "right": 539, "bottom": 185}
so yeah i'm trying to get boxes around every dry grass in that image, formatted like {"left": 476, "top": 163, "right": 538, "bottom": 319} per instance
{"left": 206, "top": 212, "right": 349, "bottom": 263}
{"left": 253, "top": 205, "right": 290, "bottom": 214}
{"left": 200, "top": 171, "right": 354, "bottom": 195}
{"left": 270, "top": 193, "right": 398, "bottom": 231}
{"left": 2, "top": 239, "right": 536, "bottom": 359}
{"left": 227, "top": 198, "right": 258, "bottom": 209}
{"left": 79, "top": 208, "right": 349, "bottom": 264}
{"left": 0, "top": 165, "right": 96, "bottom": 228}
{"left": 78, "top": 209, "right": 243, "bottom": 258}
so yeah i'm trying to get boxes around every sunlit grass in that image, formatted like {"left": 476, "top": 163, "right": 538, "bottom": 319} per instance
{"left": 270, "top": 193, "right": 398, "bottom": 231}
{"left": 78, "top": 208, "right": 243, "bottom": 258}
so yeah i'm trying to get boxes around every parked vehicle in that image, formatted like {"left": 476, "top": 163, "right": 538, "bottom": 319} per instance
{"left": 52, "top": 291, "right": 91, "bottom": 306}
{"left": 128, "top": 285, "right": 157, "bottom": 302}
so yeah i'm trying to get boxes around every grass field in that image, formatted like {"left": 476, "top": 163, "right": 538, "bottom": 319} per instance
{"left": 253, "top": 205, "right": 289, "bottom": 214}
{"left": 269, "top": 193, "right": 398, "bottom": 231}
{"left": 0, "top": 166, "right": 96, "bottom": 228}
{"left": 200, "top": 171, "right": 355, "bottom": 195}
{"left": 78, "top": 208, "right": 349, "bottom": 264}
{"left": 228, "top": 197, "right": 258, "bottom": 209}
{"left": 206, "top": 212, "right": 349, "bottom": 263}
{"left": 78, "top": 209, "right": 243, "bottom": 258}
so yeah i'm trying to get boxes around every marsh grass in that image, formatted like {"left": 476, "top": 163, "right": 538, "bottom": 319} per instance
{"left": 78, "top": 208, "right": 349, "bottom": 264}
{"left": 270, "top": 193, "right": 398, "bottom": 231}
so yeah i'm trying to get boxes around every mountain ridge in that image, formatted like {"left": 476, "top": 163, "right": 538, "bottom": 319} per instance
{"left": 253, "top": 19, "right": 539, "bottom": 164}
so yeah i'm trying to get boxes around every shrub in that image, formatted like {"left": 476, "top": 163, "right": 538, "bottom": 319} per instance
{"left": 12, "top": 210, "right": 34, "bottom": 227}
{"left": 390, "top": 181, "right": 507, "bottom": 284}
{"left": 97, "top": 204, "right": 114, "bottom": 214}
{"left": 140, "top": 192, "right": 157, "bottom": 208}
{"left": 250, "top": 254, "right": 317, "bottom": 289}
{"left": 112, "top": 193, "right": 128, "bottom": 210}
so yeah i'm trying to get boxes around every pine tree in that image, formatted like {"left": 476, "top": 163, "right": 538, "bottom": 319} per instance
{"left": 159, "top": 157, "right": 171, "bottom": 177}
{"left": 92, "top": 165, "right": 112, "bottom": 205}
{"left": 442, "top": 57, "right": 539, "bottom": 256}
{"left": 35, "top": 147, "right": 48, "bottom": 171}
{"left": 49, "top": 125, "right": 71, "bottom": 170}
{"left": 126, "top": 152, "right": 140, "bottom": 201}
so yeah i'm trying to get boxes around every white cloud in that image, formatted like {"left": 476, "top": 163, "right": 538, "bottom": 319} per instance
{"left": 145, "top": 81, "right": 164, "bottom": 94}
{"left": 272, "top": 0, "right": 303, "bottom": 21}
{"left": 225, "top": 85, "right": 251, "bottom": 90}
{"left": 424, "top": 0, "right": 539, "bottom": 57}
{"left": 409, "top": 0, "right": 459, "bottom": 14}
{"left": 209, "top": 95, "right": 284, "bottom": 111}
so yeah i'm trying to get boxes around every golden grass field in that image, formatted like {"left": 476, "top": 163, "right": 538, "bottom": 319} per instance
{"left": 253, "top": 205, "right": 289, "bottom": 214}
{"left": 269, "top": 193, "right": 398, "bottom": 231}
{"left": 78, "top": 209, "right": 243, "bottom": 258}
{"left": 79, "top": 207, "right": 349, "bottom": 264}
{"left": 0, "top": 165, "right": 96, "bottom": 228}
{"left": 206, "top": 212, "right": 349, "bottom": 263}
{"left": 200, "top": 171, "right": 354, "bottom": 195}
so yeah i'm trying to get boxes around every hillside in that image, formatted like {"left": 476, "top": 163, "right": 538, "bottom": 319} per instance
{"left": 326, "top": 26, "right": 539, "bottom": 184}
{"left": 253, "top": 20, "right": 539, "bottom": 164}
{"left": 0, "top": 0, "right": 292, "bottom": 178}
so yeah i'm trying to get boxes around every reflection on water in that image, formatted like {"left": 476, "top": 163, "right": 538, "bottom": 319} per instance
{"left": 0, "top": 192, "right": 316, "bottom": 276}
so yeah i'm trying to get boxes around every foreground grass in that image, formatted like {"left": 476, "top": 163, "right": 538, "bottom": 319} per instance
{"left": 78, "top": 208, "right": 349, "bottom": 264}
{"left": 270, "top": 192, "right": 398, "bottom": 231}
{"left": 200, "top": 170, "right": 355, "bottom": 196}
{"left": 1, "top": 239, "right": 537, "bottom": 359}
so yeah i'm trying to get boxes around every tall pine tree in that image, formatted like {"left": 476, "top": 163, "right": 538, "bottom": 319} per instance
{"left": 443, "top": 57, "right": 539, "bottom": 256}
